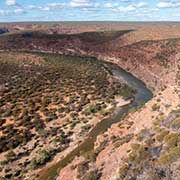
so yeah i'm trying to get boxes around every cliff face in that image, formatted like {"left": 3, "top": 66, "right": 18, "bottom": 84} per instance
{"left": 0, "top": 24, "right": 180, "bottom": 180}
{"left": 0, "top": 29, "right": 179, "bottom": 92}
{"left": 0, "top": 28, "right": 9, "bottom": 35}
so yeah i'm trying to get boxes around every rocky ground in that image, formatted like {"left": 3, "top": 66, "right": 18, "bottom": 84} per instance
{"left": 0, "top": 23, "right": 180, "bottom": 180}
{"left": 0, "top": 52, "right": 133, "bottom": 180}
{"left": 53, "top": 36, "right": 180, "bottom": 180}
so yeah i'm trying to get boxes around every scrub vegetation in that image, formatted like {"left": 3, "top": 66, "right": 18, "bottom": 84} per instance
{"left": 0, "top": 52, "right": 134, "bottom": 179}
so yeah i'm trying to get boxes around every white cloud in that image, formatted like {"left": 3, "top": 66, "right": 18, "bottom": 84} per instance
{"left": 5, "top": 0, "right": 16, "bottom": 6}
{"left": 28, "top": 5, "right": 36, "bottom": 9}
{"left": 157, "top": 1, "right": 180, "bottom": 8}
{"left": 48, "top": 3, "right": 66, "bottom": 8}
{"left": 157, "top": 2, "right": 173, "bottom": 8}
{"left": 69, "top": 0, "right": 98, "bottom": 8}
{"left": 69, "top": 0, "right": 91, "bottom": 7}
{"left": 172, "top": 13, "right": 180, "bottom": 17}
{"left": 111, "top": 1, "right": 148, "bottom": 13}
{"left": 0, "top": 8, "right": 24, "bottom": 16}
{"left": 41, "top": 7, "right": 50, "bottom": 11}
{"left": 14, "top": 8, "right": 25, "bottom": 14}
{"left": 28, "top": 2, "right": 68, "bottom": 12}
{"left": 117, "top": 5, "right": 136, "bottom": 12}
{"left": 104, "top": 2, "right": 119, "bottom": 8}
{"left": 136, "top": 2, "right": 147, "bottom": 8}
{"left": 0, "top": 10, "right": 9, "bottom": 16}
{"left": 28, "top": 5, "right": 56, "bottom": 11}
{"left": 120, "top": 0, "right": 133, "bottom": 2}
{"left": 2, "top": 0, "right": 178, "bottom": 21}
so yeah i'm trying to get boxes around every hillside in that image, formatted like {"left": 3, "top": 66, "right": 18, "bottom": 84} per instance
{"left": 0, "top": 52, "right": 134, "bottom": 180}
{"left": 0, "top": 23, "right": 180, "bottom": 180}
{"left": 0, "top": 27, "right": 179, "bottom": 91}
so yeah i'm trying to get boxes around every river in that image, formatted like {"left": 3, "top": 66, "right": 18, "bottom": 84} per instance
{"left": 38, "top": 60, "right": 153, "bottom": 180}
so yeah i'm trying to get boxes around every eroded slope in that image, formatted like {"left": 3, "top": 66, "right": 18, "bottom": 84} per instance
{"left": 0, "top": 52, "right": 133, "bottom": 180}
{"left": 0, "top": 25, "right": 180, "bottom": 180}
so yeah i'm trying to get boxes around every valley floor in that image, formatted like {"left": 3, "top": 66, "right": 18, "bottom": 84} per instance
{"left": 0, "top": 23, "right": 180, "bottom": 180}
{"left": 55, "top": 54, "right": 180, "bottom": 180}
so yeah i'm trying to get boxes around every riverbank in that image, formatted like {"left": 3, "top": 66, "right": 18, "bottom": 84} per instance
{"left": 0, "top": 27, "right": 179, "bottom": 180}
{"left": 0, "top": 52, "right": 135, "bottom": 180}
{"left": 36, "top": 56, "right": 152, "bottom": 180}
{"left": 56, "top": 53, "right": 180, "bottom": 180}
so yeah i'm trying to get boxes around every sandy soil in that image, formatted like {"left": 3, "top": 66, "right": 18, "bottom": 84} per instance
{"left": 56, "top": 51, "right": 180, "bottom": 180}
{"left": 96, "top": 86, "right": 180, "bottom": 180}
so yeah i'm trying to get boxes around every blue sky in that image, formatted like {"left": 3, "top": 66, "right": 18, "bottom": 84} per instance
{"left": 0, "top": 0, "right": 180, "bottom": 22}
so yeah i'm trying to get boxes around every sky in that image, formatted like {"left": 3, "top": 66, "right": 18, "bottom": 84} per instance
{"left": 0, "top": 0, "right": 180, "bottom": 22}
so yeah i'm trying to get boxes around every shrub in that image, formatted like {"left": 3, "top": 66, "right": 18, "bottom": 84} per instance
{"left": 84, "top": 105, "right": 99, "bottom": 115}
{"left": 23, "top": 115, "right": 31, "bottom": 121}
{"left": 158, "top": 146, "right": 180, "bottom": 165}
{"left": 2, "top": 109, "right": 12, "bottom": 117}
{"left": 0, "top": 118, "right": 5, "bottom": 126}
{"left": 45, "top": 117, "right": 53, "bottom": 122}
{"left": 131, "top": 143, "right": 140, "bottom": 150}
{"left": 114, "top": 134, "right": 133, "bottom": 148}
{"left": 118, "top": 84, "right": 134, "bottom": 99}
{"left": 148, "top": 170, "right": 165, "bottom": 180}
{"left": 153, "top": 115, "right": 164, "bottom": 127}
{"left": 164, "top": 133, "right": 179, "bottom": 149}
{"left": 156, "top": 129, "right": 169, "bottom": 142}
{"left": 5, "top": 150, "right": 16, "bottom": 161}
{"left": 152, "top": 104, "right": 160, "bottom": 111}
{"left": 171, "top": 118, "right": 180, "bottom": 130}
{"left": 29, "top": 149, "right": 54, "bottom": 169}
{"left": 119, "top": 164, "right": 129, "bottom": 179}
{"left": 128, "top": 144, "right": 150, "bottom": 165}
{"left": 136, "top": 128, "right": 151, "bottom": 141}
{"left": 82, "top": 169, "right": 100, "bottom": 180}
{"left": 29, "top": 158, "right": 39, "bottom": 169}
{"left": 0, "top": 160, "right": 8, "bottom": 165}
{"left": 77, "top": 161, "right": 89, "bottom": 178}
{"left": 81, "top": 124, "right": 92, "bottom": 132}
{"left": 37, "top": 150, "right": 51, "bottom": 165}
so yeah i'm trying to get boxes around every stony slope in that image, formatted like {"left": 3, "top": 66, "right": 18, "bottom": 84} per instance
{"left": 0, "top": 28, "right": 179, "bottom": 91}
{"left": 0, "top": 24, "right": 180, "bottom": 180}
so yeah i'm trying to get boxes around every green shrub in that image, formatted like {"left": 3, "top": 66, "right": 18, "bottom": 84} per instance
{"left": 156, "top": 129, "right": 169, "bottom": 142}
{"left": 119, "top": 165, "right": 129, "bottom": 179}
{"left": 0, "top": 118, "right": 5, "bottom": 126}
{"left": 29, "top": 158, "right": 38, "bottom": 169}
{"left": 164, "top": 133, "right": 180, "bottom": 149}
{"left": 152, "top": 104, "right": 160, "bottom": 111}
{"left": 136, "top": 128, "right": 151, "bottom": 141}
{"left": 114, "top": 134, "right": 133, "bottom": 148}
{"left": 84, "top": 104, "right": 102, "bottom": 115}
{"left": 23, "top": 115, "right": 31, "bottom": 121}
{"left": 158, "top": 145, "right": 180, "bottom": 165}
{"left": 153, "top": 115, "right": 164, "bottom": 126}
{"left": 29, "top": 149, "right": 54, "bottom": 169}
{"left": 0, "top": 160, "right": 8, "bottom": 165}
{"left": 131, "top": 143, "right": 140, "bottom": 150}
{"left": 128, "top": 144, "right": 150, "bottom": 165}
{"left": 81, "top": 169, "right": 100, "bottom": 180}
{"left": 148, "top": 170, "right": 164, "bottom": 180}
{"left": 5, "top": 150, "right": 16, "bottom": 160}
{"left": 77, "top": 161, "right": 89, "bottom": 178}
{"left": 171, "top": 118, "right": 180, "bottom": 130}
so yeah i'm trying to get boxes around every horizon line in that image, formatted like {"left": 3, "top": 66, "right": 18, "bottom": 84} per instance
{"left": 0, "top": 20, "right": 180, "bottom": 24}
